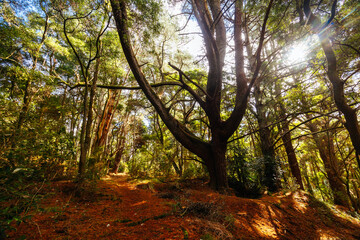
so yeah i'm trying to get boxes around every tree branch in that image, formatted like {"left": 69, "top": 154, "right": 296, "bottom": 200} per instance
{"left": 110, "top": 0, "right": 210, "bottom": 160}
{"left": 168, "top": 62, "right": 209, "bottom": 99}
{"left": 70, "top": 81, "right": 183, "bottom": 90}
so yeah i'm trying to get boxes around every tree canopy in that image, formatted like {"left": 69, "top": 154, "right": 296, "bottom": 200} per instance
{"left": 1, "top": 0, "right": 360, "bottom": 216}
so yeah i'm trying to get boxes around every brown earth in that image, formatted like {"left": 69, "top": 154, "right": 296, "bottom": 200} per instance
{"left": 7, "top": 174, "right": 360, "bottom": 239}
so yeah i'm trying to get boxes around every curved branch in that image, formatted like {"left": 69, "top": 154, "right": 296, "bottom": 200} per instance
{"left": 321, "top": 0, "right": 337, "bottom": 30}
{"left": 168, "top": 62, "right": 209, "bottom": 100}
{"left": 224, "top": 0, "right": 274, "bottom": 138}
{"left": 70, "top": 81, "right": 183, "bottom": 90}
{"left": 110, "top": 0, "right": 210, "bottom": 159}
{"left": 88, "top": 12, "right": 112, "bottom": 66}
{"left": 57, "top": 8, "right": 96, "bottom": 79}
{"left": 334, "top": 42, "right": 360, "bottom": 56}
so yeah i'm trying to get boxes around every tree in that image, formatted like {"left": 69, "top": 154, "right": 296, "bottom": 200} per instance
{"left": 109, "top": 0, "right": 274, "bottom": 191}
{"left": 303, "top": 0, "right": 360, "bottom": 167}
{"left": 0, "top": 0, "right": 51, "bottom": 168}
{"left": 275, "top": 80, "right": 304, "bottom": 190}
{"left": 54, "top": 0, "right": 111, "bottom": 180}
{"left": 0, "top": 0, "right": 77, "bottom": 175}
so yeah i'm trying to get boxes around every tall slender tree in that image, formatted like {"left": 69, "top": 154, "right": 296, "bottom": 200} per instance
{"left": 303, "top": 0, "right": 360, "bottom": 167}
{"left": 55, "top": 1, "right": 111, "bottom": 180}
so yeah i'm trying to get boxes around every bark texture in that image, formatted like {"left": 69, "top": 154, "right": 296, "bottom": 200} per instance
{"left": 92, "top": 90, "right": 119, "bottom": 157}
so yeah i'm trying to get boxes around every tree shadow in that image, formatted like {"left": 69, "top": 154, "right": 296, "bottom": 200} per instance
{"left": 255, "top": 191, "right": 360, "bottom": 239}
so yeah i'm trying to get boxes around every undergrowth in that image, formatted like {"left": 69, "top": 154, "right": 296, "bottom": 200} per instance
{"left": 0, "top": 167, "right": 49, "bottom": 238}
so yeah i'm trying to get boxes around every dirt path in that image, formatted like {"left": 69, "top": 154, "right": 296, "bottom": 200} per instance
{"left": 7, "top": 174, "right": 360, "bottom": 239}
{"left": 8, "top": 174, "right": 200, "bottom": 239}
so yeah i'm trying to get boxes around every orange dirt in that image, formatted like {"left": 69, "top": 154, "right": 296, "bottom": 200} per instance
{"left": 7, "top": 174, "right": 360, "bottom": 239}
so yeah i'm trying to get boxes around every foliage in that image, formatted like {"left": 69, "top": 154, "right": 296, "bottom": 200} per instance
{"left": 227, "top": 145, "right": 263, "bottom": 198}
{"left": 0, "top": 167, "right": 48, "bottom": 238}
{"left": 0, "top": 0, "right": 359, "bottom": 213}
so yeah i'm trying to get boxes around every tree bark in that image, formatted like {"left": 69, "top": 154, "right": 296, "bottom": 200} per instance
{"left": 303, "top": 162, "right": 314, "bottom": 195}
{"left": 111, "top": 113, "right": 129, "bottom": 173}
{"left": 92, "top": 89, "right": 119, "bottom": 158}
{"left": 280, "top": 120, "right": 304, "bottom": 190}
{"left": 206, "top": 135, "right": 228, "bottom": 191}
{"left": 78, "top": 49, "right": 102, "bottom": 179}
{"left": 275, "top": 82, "right": 304, "bottom": 190}
{"left": 84, "top": 55, "right": 101, "bottom": 169}
{"left": 78, "top": 84, "right": 88, "bottom": 179}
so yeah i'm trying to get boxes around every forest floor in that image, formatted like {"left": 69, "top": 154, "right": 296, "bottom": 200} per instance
{"left": 6, "top": 173, "right": 360, "bottom": 240}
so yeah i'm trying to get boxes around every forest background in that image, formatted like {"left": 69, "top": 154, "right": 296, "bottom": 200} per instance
{"left": 1, "top": 0, "right": 360, "bottom": 232}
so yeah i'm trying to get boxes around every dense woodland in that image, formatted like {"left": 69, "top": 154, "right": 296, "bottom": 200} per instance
{"left": 1, "top": 0, "right": 360, "bottom": 235}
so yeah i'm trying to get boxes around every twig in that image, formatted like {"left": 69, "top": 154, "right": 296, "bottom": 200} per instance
{"left": 32, "top": 220, "right": 43, "bottom": 239}
{"left": 24, "top": 179, "right": 46, "bottom": 216}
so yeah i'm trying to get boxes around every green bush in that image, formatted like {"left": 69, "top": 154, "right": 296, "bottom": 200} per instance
{"left": 227, "top": 146, "right": 262, "bottom": 198}
{"left": 0, "top": 167, "right": 47, "bottom": 238}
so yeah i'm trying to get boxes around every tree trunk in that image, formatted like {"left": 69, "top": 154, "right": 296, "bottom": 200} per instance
{"left": 303, "top": 162, "right": 314, "bottom": 195}
{"left": 280, "top": 124, "right": 304, "bottom": 190}
{"left": 111, "top": 113, "right": 129, "bottom": 173}
{"left": 92, "top": 89, "right": 119, "bottom": 157}
{"left": 254, "top": 84, "right": 280, "bottom": 192}
{"left": 206, "top": 138, "right": 228, "bottom": 192}
{"left": 78, "top": 84, "right": 88, "bottom": 179}
{"left": 304, "top": 0, "right": 360, "bottom": 168}
{"left": 307, "top": 121, "right": 350, "bottom": 207}
{"left": 275, "top": 80, "right": 304, "bottom": 190}
{"left": 78, "top": 50, "right": 102, "bottom": 179}
{"left": 170, "top": 159, "right": 182, "bottom": 177}
{"left": 112, "top": 139, "right": 125, "bottom": 174}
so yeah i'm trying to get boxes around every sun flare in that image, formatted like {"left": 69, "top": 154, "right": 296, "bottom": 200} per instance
{"left": 286, "top": 42, "right": 309, "bottom": 64}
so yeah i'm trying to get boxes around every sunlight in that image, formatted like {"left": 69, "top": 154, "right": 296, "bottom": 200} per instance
{"left": 286, "top": 41, "right": 309, "bottom": 64}
{"left": 284, "top": 35, "right": 319, "bottom": 65}
{"left": 180, "top": 16, "right": 204, "bottom": 56}
{"left": 167, "top": 1, "right": 204, "bottom": 57}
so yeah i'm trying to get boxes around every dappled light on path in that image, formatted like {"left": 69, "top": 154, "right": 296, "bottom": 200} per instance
{"left": 7, "top": 175, "right": 360, "bottom": 239}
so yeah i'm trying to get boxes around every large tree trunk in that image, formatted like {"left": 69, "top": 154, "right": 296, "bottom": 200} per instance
{"left": 206, "top": 137, "right": 228, "bottom": 191}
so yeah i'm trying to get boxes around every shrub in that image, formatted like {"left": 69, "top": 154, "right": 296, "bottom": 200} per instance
{"left": 227, "top": 146, "right": 263, "bottom": 198}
